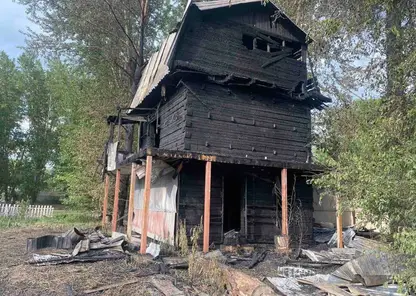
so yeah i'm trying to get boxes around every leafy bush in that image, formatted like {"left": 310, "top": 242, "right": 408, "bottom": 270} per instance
{"left": 314, "top": 99, "right": 416, "bottom": 290}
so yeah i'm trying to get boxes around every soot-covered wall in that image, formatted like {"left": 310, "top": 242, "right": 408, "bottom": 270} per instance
{"left": 183, "top": 82, "right": 312, "bottom": 163}
{"left": 177, "top": 162, "right": 314, "bottom": 245}
{"left": 174, "top": 4, "right": 307, "bottom": 92}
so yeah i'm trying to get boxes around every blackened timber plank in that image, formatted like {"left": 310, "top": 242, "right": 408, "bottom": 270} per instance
{"left": 189, "top": 144, "right": 306, "bottom": 163}
{"left": 190, "top": 106, "right": 310, "bottom": 129}
{"left": 187, "top": 95, "right": 310, "bottom": 125}
{"left": 187, "top": 117, "right": 310, "bottom": 141}
{"left": 186, "top": 129, "right": 310, "bottom": 153}
{"left": 180, "top": 20, "right": 306, "bottom": 73}
{"left": 188, "top": 135, "right": 308, "bottom": 158}
{"left": 187, "top": 121, "right": 309, "bottom": 147}
{"left": 159, "top": 124, "right": 185, "bottom": 142}
{"left": 192, "top": 83, "right": 310, "bottom": 116}
{"left": 189, "top": 111, "right": 311, "bottom": 137}
{"left": 189, "top": 97, "right": 311, "bottom": 124}
{"left": 178, "top": 41, "right": 305, "bottom": 80}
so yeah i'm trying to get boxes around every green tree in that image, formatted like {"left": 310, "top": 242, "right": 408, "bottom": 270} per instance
{"left": 18, "top": 0, "right": 185, "bottom": 211}
{"left": 18, "top": 54, "right": 59, "bottom": 203}
{"left": 276, "top": 0, "right": 415, "bottom": 109}
{"left": 0, "top": 52, "right": 23, "bottom": 202}
{"left": 276, "top": 0, "right": 416, "bottom": 288}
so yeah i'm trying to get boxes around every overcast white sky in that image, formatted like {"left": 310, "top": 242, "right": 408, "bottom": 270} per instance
{"left": 0, "top": 0, "right": 32, "bottom": 58}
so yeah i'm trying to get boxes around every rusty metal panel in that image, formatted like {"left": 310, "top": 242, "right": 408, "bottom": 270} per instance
{"left": 132, "top": 162, "right": 178, "bottom": 245}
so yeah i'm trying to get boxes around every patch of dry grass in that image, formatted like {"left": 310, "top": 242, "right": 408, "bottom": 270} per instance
{"left": 0, "top": 226, "right": 164, "bottom": 296}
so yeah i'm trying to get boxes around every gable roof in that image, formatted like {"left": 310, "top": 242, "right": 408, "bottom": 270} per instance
{"left": 193, "top": 0, "right": 309, "bottom": 39}
{"left": 130, "top": 0, "right": 310, "bottom": 110}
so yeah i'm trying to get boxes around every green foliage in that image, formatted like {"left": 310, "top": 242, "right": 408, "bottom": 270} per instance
{"left": 0, "top": 52, "right": 58, "bottom": 203}
{"left": 314, "top": 99, "right": 416, "bottom": 232}
{"left": 394, "top": 230, "right": 416, "bottom": 292}
{"left": 45, "top": 61, "right": 124, "bottom": 211}
{"left": 276, "top": 0, "right": 415, "bottom": 287}
{"left": 276, "top": 0, "right": 416, "bottom": 103}
{"left": 0, "top": 51, "right": 23, "bottom": 202}
{"left": 15, "top": 0, "right": 186, "bottom": 211}
{"left": 313, "top": 98, "right": 416, "bottom": 290}
{"left": 19, "top": 54, "right": 59, "bottom": 203}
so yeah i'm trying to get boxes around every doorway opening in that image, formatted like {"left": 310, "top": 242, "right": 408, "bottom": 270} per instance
{"left": 223, "top": 175, "right": 243, "bottom": 232}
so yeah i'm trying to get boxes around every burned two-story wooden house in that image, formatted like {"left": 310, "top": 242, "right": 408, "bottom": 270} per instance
{"left": 105, "top": 0, "right": 330, "bottom": 252}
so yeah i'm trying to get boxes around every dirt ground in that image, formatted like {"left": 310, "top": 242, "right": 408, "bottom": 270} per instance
{"left": 0, "top": 226, "right": 187, "bottom": 296}
{"left": 0, "top": 226, "right": 333, "bottom": 295}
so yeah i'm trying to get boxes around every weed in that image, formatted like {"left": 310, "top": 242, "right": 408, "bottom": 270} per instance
{"left": 188, "top": 217, "right": 202, "bottom": 282}
{"left": 186, "top": 217, "right": 227, "bottom": 295}
{"left": 178, "top": 220, "right": 189, "bottom": 257}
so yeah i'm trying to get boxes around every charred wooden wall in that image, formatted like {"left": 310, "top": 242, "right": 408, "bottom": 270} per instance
{"left": 244, "top": 171, "right": 314, "bottom": 244}
{"left": 178, "top": 162, "right": 223, "bottom": 243}
{"left": 174, "top": 8, "right": 307, "bottom": 92}
{"left": 291, "top": 175, "right": 314, "bottom": 246}
{"left": 222, "top": 4, "right": 305, "bottom": 43}
{"left": 183, "top": 82, "right": 312, "bottom": 163}
{"left": 157, "top": 87, "right": 188, "bottom": 150}
{"left": 245, "top": 176, "right": 277, "bottom": 243}
{"left": 176, "top": 161, "right": 314, "bottom": 245}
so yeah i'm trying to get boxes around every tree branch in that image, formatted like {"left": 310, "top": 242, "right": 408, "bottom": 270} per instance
{"left": 102, "top": 0, "right": 141, "bottom": 61}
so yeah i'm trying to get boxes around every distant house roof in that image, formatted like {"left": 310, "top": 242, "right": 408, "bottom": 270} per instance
{"left": 130, "top": 0, "right": 311, "bottom": 110}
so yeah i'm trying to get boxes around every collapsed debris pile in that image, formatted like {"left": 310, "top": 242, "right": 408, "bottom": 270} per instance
{"left": 261, "top": 226, "right": 408, "bottom": 295}
{"left": 24, "top": 225, "right": 411, "bottom": 295}
{"left": 27, "top": 227, "right": 132, "bottom": 265}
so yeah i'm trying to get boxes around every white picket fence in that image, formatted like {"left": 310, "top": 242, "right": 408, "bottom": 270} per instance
{"left": 0, "top": 204, "right": 54, "bottom": 218}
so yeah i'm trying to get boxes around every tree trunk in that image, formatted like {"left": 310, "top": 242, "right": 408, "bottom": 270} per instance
{"left": 385, "top": 0, "right": 405, "bottom": 113}
{"left": 117, "top": 0, "right": 148, "bottom": 227}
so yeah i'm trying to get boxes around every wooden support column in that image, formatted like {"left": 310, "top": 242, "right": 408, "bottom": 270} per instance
{"left": 140, "top": 155, "right": 153, "bottom": 254}
{"left": 102, "top": 174, "right": 110, "bottom": 227}
{"left": 111, "top": 169, "right": 121, "bottom": 232}
{"left": 203, "top": 161, "right": 212, "bottom": 253}
{"left": 127, "top": 163, "right": 137, "bottom": 241}
{"left": 281, "top": 168, "right": 289, "bottom": 249}
{"left": 336, "top": 196, "right": 344, "bottom": 248}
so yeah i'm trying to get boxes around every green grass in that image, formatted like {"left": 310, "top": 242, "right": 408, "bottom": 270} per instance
{"left": 0, "top": 210, "right": 99, "bottom": 229}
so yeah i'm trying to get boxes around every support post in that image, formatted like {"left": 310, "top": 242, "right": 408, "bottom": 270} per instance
{"left": 281, "top": 168, "right": 289, "bottom": 249}
{"left": 102, "top": 174, "right": 110, "bottom": 227}
{"left": 127, "top": 163, "right": 136, "bottom": 241}
{"left": 336, "top": 196, "right": 344, "bottom": 248}
{"left": 203, "top": 161, "right": 212, "bottom": 253}
{"left": 112, "top": 169, "right": 121, "bottom": 232}
{"left": 140, "top": 155, "right": 153, "bottom": 254}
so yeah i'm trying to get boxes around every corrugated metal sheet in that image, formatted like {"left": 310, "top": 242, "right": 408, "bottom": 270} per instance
{"left": 106, "top": 141, "right": 118, "bottom": 171}
{"left": 130, "top": 32, "right": 176, "bottom": 109}
{"left": 132, "top": 162, "right": 178, "bottom": 245}
{"left": 194, "top": 0, "right": 260, "bottom": 10}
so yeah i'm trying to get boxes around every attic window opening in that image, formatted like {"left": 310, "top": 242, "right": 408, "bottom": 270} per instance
{"left": 256, "top": 39, "right": 268, "bottom": 51}
{"left": 242, "top": 34, "right": 254, "bottom": 50}
{"left": 243, "top": 34, "right": 280, "bottom": 53}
